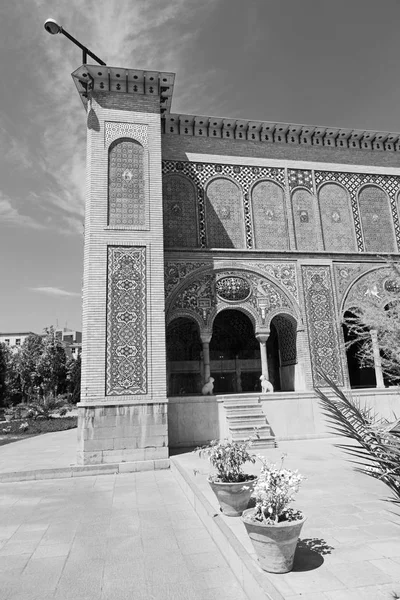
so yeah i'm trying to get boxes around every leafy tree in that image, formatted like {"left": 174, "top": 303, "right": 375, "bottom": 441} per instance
{"left": 36, "top": 327, "right": 67, "bottom": 398}
{"left": 343, "top": 262, "right": 400, "bottom": 385}
{"left": 0, "top": 343, "right": 8, "bottom": 406}
{"left": 17, "top": 333, "right": 44, "bottom": 401}
{"left": 66, "top": 354, "right": 81, "bottom": 404}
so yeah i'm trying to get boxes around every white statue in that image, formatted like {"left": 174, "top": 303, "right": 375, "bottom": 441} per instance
{"left": 260, "top": 375, "right": 274, "bottom": 394}
{"left": 202, "top": 377, "right": 215, "bottom": 396}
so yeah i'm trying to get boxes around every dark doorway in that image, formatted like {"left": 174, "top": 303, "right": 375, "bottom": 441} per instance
{"left": 166, "top": 318, "right": 202, "bottom": 396}
{"left": 343, "top": 310, "right": 376, "bottom": 388}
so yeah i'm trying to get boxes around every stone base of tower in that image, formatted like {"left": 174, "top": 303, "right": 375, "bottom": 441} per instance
{"left": 76, "top": 401, "right": 168, "bottom": 466}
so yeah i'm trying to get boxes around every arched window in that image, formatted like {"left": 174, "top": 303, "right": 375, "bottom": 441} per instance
{"left": 319, "top": 183, "right": 356, "bottom": 252}
{"left": 163, "top": 174, "right": 198, "bottom": 247}
{"left": 205, "top": 178, "right": 245, "bottom": 248}
{"left": 252, "top": 181, "right": 288, "bottom": 250}
{"left": 108, "top": 139, "right": 145, "bottom": 227}
{"left": 358, "top": 185, "right": 396, "bottom": 252}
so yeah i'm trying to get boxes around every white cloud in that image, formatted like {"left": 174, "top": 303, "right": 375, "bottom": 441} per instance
{"left": 30, "top": 286, "right": 81, "bottom": 298}
{"left": 0, "top": 193, "right": 44, "bottom": 229}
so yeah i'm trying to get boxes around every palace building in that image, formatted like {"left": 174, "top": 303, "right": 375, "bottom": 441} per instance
{"left": 72, "top": 64, "right": 400, "bottom": 467}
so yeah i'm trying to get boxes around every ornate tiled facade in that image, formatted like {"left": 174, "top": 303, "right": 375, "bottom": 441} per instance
{"left": 301, "top": 266, "right": 343, "bottom": 386}
{"left": 108, "top": 140, "right": 146, "bottom": 227}
{"left": 106, "top": 247, "right": 147, "bottom": 395}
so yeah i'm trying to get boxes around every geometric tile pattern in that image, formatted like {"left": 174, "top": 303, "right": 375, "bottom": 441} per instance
{"left": 288, "top": 169, "right": 314, "bottom": 192}
{"left": 163, "top": 174, "right": 199, "bottom": 247}
{"left": 162, "top": 160, "right": 285, "bottom": 248}
{"left": 106, "top": 246, "right": 147, "bottom": 395}
{"left": 105, "top": 122, "right": 148, "bottom": 148}
{"left": 108, "top": 140, "right": 145, "bottom": 227}
{"left": 302, "top": 265, "right": 343, "bottom": 386}
{"left": 315, "top": 170, "right": 400, "bottom": 252}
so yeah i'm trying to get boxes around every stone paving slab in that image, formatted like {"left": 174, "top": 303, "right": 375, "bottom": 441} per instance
{"left": 0, "top": 470, "right": 250, "bottom": 600}
{"left": 171, "top": 438, "right": 400, "bottom": 600}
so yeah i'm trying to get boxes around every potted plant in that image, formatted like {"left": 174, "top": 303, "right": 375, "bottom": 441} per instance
{"left": 196, "top": 439, "right": 257, "bottom": 516}
{"left": 242, "top": 457, "right": 305, "bottom": 573}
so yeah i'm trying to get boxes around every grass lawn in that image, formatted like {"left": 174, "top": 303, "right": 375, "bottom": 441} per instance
{"left": 0, "top": 416, "right": 77, "bottom": 447}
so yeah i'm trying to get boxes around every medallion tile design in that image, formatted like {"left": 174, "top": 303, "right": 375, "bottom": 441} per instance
{"left": 162, "top": 160, "right": 285, "bottom": 248}
{"left": 216, "top": 276, "right": 251, "bottom": 301}
{"left": 105, "top": 122, "right": 148, "bottom": 148}
{"left": 288, "top": 169, "right": 314, "bottom": 192}
{"left": 106, "top": 247, "right": 147, "bottom": 395}
{"left": 315, "top": 171, "right": 400, "bottom": 252}
{"left": 318, "top": 183, "right": 357, "bottom": 252}
{"left": 302, "top": 266, "right": 343, "bottom": 386}
{"left": 292, "top": 189, "right": 320, "bottom": 251}
{"left": 108, "top": 140, "right": 145, "bottom": 227}
{"left": 358, "top": 186, "right": 397, "bottom": 252}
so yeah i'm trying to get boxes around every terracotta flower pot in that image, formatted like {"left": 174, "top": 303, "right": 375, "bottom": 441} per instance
{"left": 208, "top": 477, "right": 256, "bottom": 517}
{"left": 242, "top": 508, "right": 306, "bottom": 573}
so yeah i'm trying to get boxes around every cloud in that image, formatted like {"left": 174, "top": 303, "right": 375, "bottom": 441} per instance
{"left": 30, "top": 286, "right": 81, "bottom": 298}
{"left": 0, "top": 192, "right": 44, "bottom": 229}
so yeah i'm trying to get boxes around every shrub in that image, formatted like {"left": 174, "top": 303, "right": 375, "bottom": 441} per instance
{"left": 196, "top": 439, "right": 256, "bottom": 483}
{"left": 251, "top": 457, "right": 304, "bottom": 524}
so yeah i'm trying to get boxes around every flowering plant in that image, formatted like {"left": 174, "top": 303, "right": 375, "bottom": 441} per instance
{"left": 252, "top": 456, "right": 304, "bottom": 524}
{"left": 196, "top": 439, "right": 256, "bottom": 483}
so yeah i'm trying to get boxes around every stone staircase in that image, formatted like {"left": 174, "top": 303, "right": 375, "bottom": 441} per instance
{"left": 221, "top": 394, "right": 276, "bottom": 448}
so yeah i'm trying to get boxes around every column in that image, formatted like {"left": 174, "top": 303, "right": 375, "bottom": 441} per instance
{"left": 256, "top": 333, "right": 270, "bottom": 379}
{"left": 370, "top": 329, "right": 385, "bottom": 389}
{"left": 200, "top": 332, "right": 212, "bottom": 384}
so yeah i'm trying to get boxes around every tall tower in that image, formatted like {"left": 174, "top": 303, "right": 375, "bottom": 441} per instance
{"left": 72, "top": 65, "right": 175, "bottom": 467}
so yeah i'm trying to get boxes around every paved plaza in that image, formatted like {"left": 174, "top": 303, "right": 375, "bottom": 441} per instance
{"left": 0, "top": 432, "right": 400, "bottom": 599}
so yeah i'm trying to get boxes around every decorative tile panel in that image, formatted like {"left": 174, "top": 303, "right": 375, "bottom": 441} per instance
{"left": 358, "top": 186, "right": 397, "bottom": 252}
{"left": 318, "top": 183, "right": 357, "bottom": 252}
{"left": 171, "top": 272, "right": 216, "bottom": 322}
{"left": 106, "top": 247, "right": 147, "bottom": 395}
{"left": 251, "top": 181, "right": 289, "bottom": 250}
{"left": 108, "top": 140, "right": 145, "bottom": 227}
{"left": 105, "top": 122, "right": 148, "bottom": 148}
{"left": 162, "top": 161, "right": 285, "bottom": 248}
{"left": 163, "top": 174, "right": 199, "bottom": 247}
{"left": 315, "top": 171, "right": 400, "bottom": 252}
{"left": 343, "top": 267, "right": 393, "bottom": 312}
{"left": 205, "top": 178, "right": 245, "bottom": 248}
{"left": 244, "top": 262, "right": 298, "bottom": 300}
{"left": 164, "top": 262, "right": 209, "bottom": 299}
{"left": 288, "top": 169, "right": 314, "bottom": 192}
{"left": 333, "top": 263, "right": 372, "bottom": 306}
{"left": 292, "top": 189, "right": 321, "bottom": 251}
{"left": 302, "top": 265, "right": 343, "bottom": 386}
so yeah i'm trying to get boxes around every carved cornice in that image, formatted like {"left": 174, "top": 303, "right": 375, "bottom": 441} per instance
{"left": 162, "top": 113, "right": 400, "bottom": 153}
{"left": 72, "top": 65, "right": 175, "bottom": 113}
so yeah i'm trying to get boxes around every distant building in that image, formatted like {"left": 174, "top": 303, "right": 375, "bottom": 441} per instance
{"left": 0, "top": 332, "right": 36, "bottom": 350}
{"left": 55, "top": 329, "right": 82, "bottom": 360}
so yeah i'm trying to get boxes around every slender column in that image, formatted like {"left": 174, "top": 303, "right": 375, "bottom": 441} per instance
{"left": 200, "top": 333, "right": 212, "bottom": 384}
{"left": 256, "top": 333, "right": 270, "bottom": 379}
{"left": 370, "top": 329, "right": 385, "bottom": 389}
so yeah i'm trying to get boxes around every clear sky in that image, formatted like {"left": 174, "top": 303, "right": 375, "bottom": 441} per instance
{"left": 1, "top": 0, "right": 400, "bottom": 333}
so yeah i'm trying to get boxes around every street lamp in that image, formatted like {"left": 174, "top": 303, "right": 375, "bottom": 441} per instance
{"left": 44, "top": 19, "right": 106, "bottom": 66}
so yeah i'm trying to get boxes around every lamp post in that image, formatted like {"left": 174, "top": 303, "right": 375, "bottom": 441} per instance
{"left": 44, "top": 19, "right": 106, "bottom": 66}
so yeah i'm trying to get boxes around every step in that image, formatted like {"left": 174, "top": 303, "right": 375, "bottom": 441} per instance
{"left": 226, "top": 416, "right": 267, "bottom": 426}
{"left": 223, "top": 403, "right": 261, "bottom": 412}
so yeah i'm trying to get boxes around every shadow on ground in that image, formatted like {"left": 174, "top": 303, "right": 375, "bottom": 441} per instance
{"left": 292, "top": 537, "right": 334, "bottom": 572}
